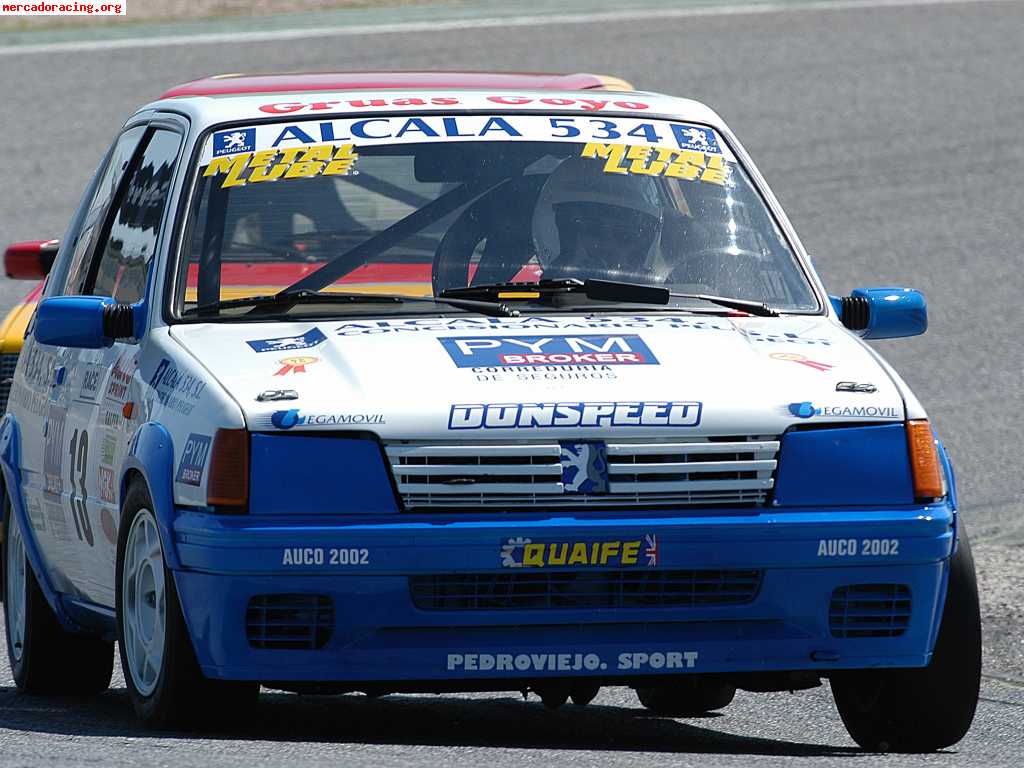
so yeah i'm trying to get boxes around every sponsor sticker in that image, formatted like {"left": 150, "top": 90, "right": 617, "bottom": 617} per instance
{"left": 258, "top": 409, "right": 385, "bottom": 430}
{"left": 439, "top": 334, "right": 658, "bottom": 367}
{"left": 148, "top": 358, "right": 206, "bottom": 416}
{"left": 43, "top": 404, "right": 67, "bottom": 498}
{"left": 100, "top": 508, "right": 118, "bottom": 547}
{"left": 769, "top": 352, "right": 833, "bottom": 372}
{"left": 835, "top": 381, "right": 877, "bottom": 393}
{"left": 105, "top": 351, "right": 136, "bottom": 403}
{"left": 281, "top": 547, "right": 370, "bottom": 566}
{"left": 204, "top": 143, "right": 358, "bottom": 189}
{"left": 78, "top": 362, "right": 104, "bottom": 402}
{"left": 212, "top": 128, "right": 255, "bottom": 156}
{"left": 788, "top": 402, "right": 900, "bottom": 419}
{"left": 817, "top": 538, "right": 900, "bottom": 557}
{"left": 200, "top": 116, "right": 732, "bottom": 166}
{"left": 98, "top": 466, "right": 116, "bottom": 504}
{"left": 581, "top": 142, "right": 727, "bottom": 185}
{"left": 500, "top": 534, "right": 658, "bottom": 568}
{"left": 449, "top": 401, "right": 702, "bottom": 430}
{"left": 274, "top": 356, "right": 319, "bottom": 376}
{"left": 175, "top": 433, "right": 212, "bottom": 487}
{"left": 258, "top": 95, "right": 651, "bottom": 115}
{"left": 446, "top": 650, "right": 697, "bottom": 673}
{"left": 247, "top": 327, "right": 327, "bottom": 353}
{"left": 334, "top": 315, "right": 832, "bottom": 344}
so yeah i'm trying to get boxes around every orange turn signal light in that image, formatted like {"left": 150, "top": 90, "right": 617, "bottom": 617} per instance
{"left": 207, "top": 428, "right": 249, "bottom": 507}
{"left": 906, "top": 420, "right": 944, "bottom": 500}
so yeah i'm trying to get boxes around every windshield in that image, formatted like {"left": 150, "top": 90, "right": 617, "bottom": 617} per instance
{"left": 173, "top": 114, "right": 818, "bottom": 318}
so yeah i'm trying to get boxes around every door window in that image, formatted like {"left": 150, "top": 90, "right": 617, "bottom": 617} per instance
{"left": 84, "top": 128, "right": 182, "bottom": 304}
{"left": 61, "top": 126, "right": 146, "bottom": 297}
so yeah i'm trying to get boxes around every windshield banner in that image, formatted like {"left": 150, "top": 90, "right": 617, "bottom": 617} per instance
{"left": 199, "top": 115, "right": 735, "bottom": 165}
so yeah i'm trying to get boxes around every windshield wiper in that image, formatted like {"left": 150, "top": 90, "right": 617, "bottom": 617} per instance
{"left": 185, "top": 289, "right": 519, "bottom": 318}
{"left": 440, "top": 278, "right": 780, "bottom": 317}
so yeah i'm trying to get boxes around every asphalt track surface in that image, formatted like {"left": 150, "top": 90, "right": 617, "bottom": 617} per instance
{"left": 1, "top": 1, "right": 1024, "bottom": 765}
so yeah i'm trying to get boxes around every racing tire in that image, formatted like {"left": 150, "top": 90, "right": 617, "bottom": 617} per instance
{"left": 635, "top": 676, "right": 736, "bottom": 716}
{"left": 831, "top": 523, "right": 982, "bottom": 752}
{"left": 116, "top": 480, "right": 258, "bottom": 729}
{"left": 2, "top": 494, "right": 114, "bottom": 694}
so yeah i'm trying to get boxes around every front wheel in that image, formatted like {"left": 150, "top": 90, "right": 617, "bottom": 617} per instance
{"left": 2, "top": 494, "right": 113, "bottom": 694}
{"left": 116, "top": 480, "right": 257, "bottom": 728}
{"left": 831, "top": 523, "right": 982, "bottom": 752}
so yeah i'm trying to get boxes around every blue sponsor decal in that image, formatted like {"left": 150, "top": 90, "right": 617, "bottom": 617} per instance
{"left": 788, "top": 402, "right": 900, "bottom": 419}
{"left": 176, "top": 433, "right": 212, "bottom": 486}
{"left": 449, "top": 401, "right": 702, "bottom": 430}
{"left": 789, "top": 401, "right": 817, "bottom": 419}
{"left": 148, "top": 358, "right": 206, "bottom": 415}
{"left": 247, "top": 327, "right": 327, "bottom": 353}
{"left": 672, "top": 123, "right": 721, "bottom": 154}
{"left": 439, "top": 334, "right": 658, "bottom": 368}
{"left": 272, "top": 409, "right": 303, "bottom": 429}
{"left": 212, "top": 128, "right": 255, "bottom": 156}
{"left": 255, "top": 409, "right": 385, "bottom": 430}
{"left": 559, "top": 441, "right": 610, "bottom": 493}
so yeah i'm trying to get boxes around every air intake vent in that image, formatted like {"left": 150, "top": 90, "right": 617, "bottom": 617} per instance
{"left": 840, "top": 295, "right": 870, "bottom": 331}
{"left": 246, "top": 594, "right": 334, "bottom": 650}
{"left": 829, "top": 584, "right": 911, "bottom": 638}
{"left": 411, "top": 569, "right": 763, "bottom": 611}
{"left": 387, "top": 437, "right": 779, "bottom": 510}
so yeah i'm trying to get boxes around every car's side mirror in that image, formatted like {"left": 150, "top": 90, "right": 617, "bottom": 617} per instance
{"left": 830, "top": 287, "right": 927, "bottom": 339}
{"left": 34, "top": 296, "right": 134, "bottom": 349}
{"left": 4, "top": 239, "right": 59, "bottom": 279}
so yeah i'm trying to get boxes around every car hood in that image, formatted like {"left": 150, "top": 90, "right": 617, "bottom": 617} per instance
{"left": 169, "top": 313, "right": 904, "bottom": 439}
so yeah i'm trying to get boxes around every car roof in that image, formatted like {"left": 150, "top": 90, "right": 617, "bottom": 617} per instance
{"left": 160, "top": 71, "right": 635, "bottom": 99}
{"left": 142, "top": 71, "right": 726, "bottom": 135}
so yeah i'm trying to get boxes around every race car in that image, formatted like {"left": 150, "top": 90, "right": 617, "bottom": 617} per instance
{"left": 0, "top": 71, "right": 980, "bottom": 752}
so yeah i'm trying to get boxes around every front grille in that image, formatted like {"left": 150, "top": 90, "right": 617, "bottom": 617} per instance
{"left": 387, "top": 437, "right": 779, "bottom": 510}
{"left": 0, "top": 353, "right": 19, "bottom": 413}
{"left": 410, "top": 569, "right": 763, "bottom": 611}
{"left": 245, "top": 594, "right": 334, "bottom": 650}
{"left": 829, "top": 584, "right": 911, "bottom": 638}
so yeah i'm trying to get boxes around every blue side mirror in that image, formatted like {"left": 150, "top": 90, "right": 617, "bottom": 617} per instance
{"left": 34, "top": 296, "right": 134, "bottom": 349}
{"left": 830, "top": 287, "right": 927, "bottom": 339}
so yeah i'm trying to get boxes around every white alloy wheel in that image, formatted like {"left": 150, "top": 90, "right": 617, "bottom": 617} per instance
{"left": 5, "top": 510, "right": 27, "bottom": 663}
{"left": 121, "top": 509, "right": 166, "bottom": 697}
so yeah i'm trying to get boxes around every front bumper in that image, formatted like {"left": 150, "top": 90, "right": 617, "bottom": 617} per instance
{"left": 172, "top": 503, "right": 954, "bottom": 683}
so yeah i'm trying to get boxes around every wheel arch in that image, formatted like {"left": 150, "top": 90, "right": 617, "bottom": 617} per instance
{"left": 119, "top": 421, "right": 181, "bottom": 570}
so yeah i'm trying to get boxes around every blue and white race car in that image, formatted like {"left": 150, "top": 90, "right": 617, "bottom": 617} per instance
{"left": 1, "top": 71, "right": 980, "bottom": 751}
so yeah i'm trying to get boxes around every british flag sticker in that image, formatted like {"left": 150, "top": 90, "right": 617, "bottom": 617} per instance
{"left": 213, "top": 128, "right": 255, "bottom": 156}
{"left": 645, "top": 534, "right": 659, "bottom": 567}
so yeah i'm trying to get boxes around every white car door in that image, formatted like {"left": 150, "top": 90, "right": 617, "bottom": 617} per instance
{"left": 60, "top": 126, "right": 185, "bottom": 607}
{"left": 10, "top": 126, "right": 147, "bottom": 600}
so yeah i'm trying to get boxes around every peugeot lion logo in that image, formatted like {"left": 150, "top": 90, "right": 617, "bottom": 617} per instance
{"left": 559, "top": 441, "right": 610, "bottom": 494}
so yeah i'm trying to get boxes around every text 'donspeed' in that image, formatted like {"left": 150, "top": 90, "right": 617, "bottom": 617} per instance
{"left": 448, "top": 401, "right": 702, "bottom": 429}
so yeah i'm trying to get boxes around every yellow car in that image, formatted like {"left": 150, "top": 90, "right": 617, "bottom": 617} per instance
{"left": 0, "top": 239, "right": 57, "bottom": 411}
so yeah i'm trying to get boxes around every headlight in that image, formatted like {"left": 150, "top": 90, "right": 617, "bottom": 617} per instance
{"left": 772, "top": 423, "right": 921, "bottom": 507}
